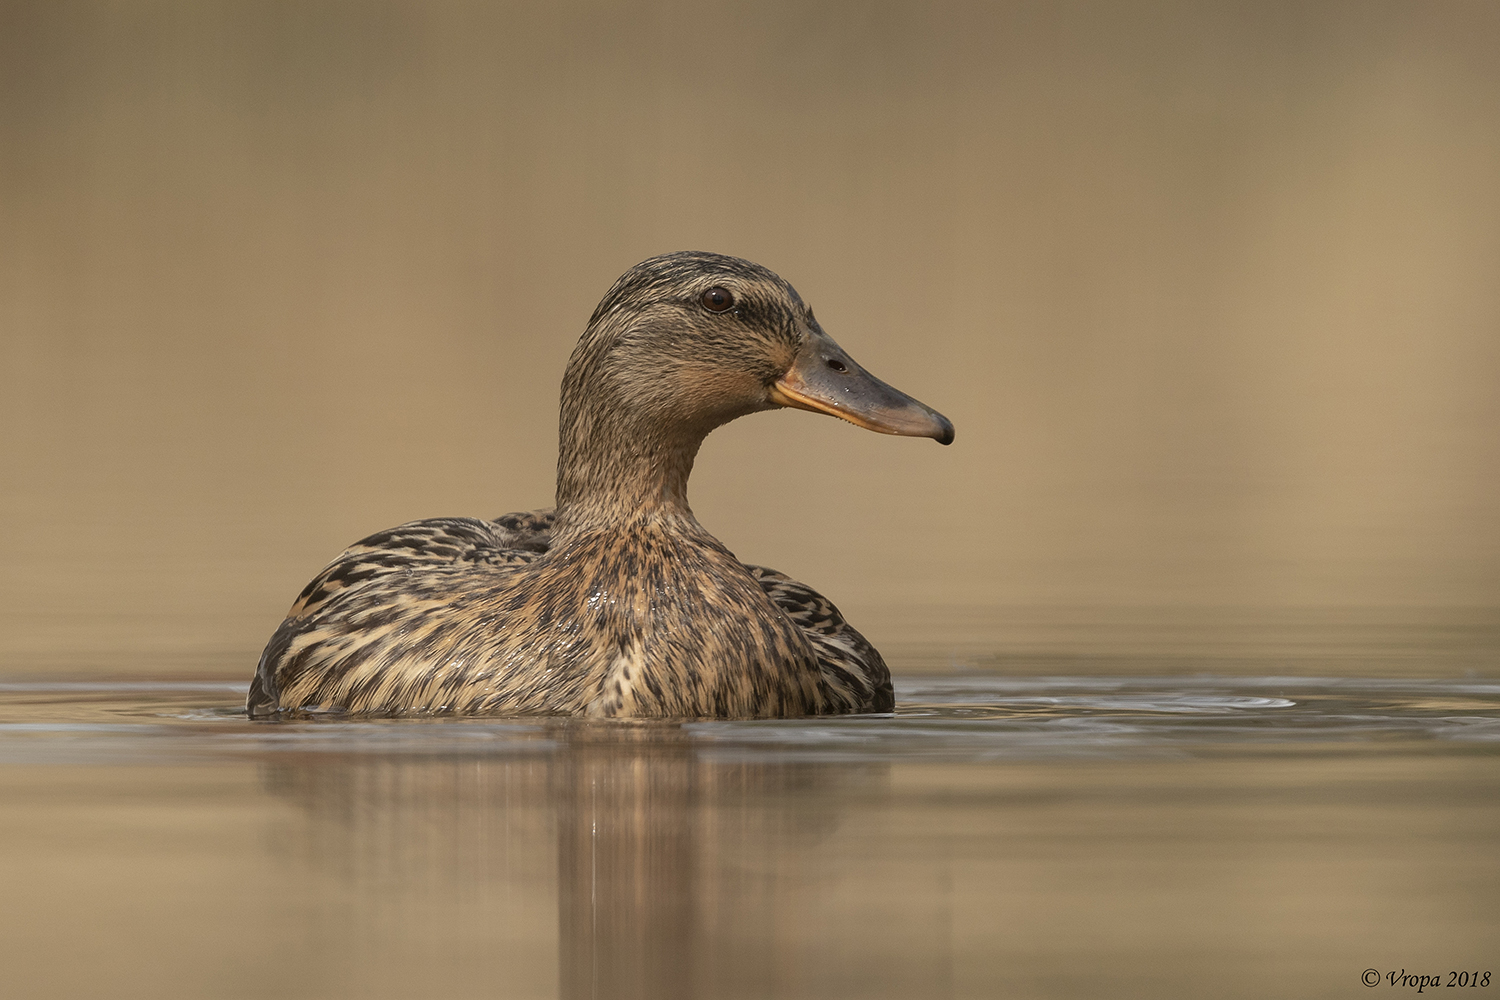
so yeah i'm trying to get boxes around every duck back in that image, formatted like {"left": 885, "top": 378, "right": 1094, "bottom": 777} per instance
{"left": 251, "top": 511, "right": 850, "bottom": 718}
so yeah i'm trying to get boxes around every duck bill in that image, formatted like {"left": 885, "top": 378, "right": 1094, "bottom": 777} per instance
{"left": 768, "top": 333, "right": 955, "bottom": 445}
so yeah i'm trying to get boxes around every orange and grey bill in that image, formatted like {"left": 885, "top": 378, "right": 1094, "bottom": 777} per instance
{"left": 770, "top": 333, "right": 955, "bottom": 445}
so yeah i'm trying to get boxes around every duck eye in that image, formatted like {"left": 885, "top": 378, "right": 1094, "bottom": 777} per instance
{"left": 701, "top": 287, "right": 734, "bottom": 313}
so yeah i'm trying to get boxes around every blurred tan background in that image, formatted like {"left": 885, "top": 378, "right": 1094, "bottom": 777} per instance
{"left": 2, "top": 0, "right": 1497, "bottom": 675}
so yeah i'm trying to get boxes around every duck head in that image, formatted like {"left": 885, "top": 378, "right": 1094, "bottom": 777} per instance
{"left": 555, "top": 251, "right": 954, "bottom": 522}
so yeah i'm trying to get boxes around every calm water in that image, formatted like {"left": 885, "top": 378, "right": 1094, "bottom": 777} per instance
{"left": 2, "top": 670, "right": 1497, "bottom": 999}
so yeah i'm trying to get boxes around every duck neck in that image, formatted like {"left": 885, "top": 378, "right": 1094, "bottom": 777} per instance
{"left": 553, "top": 407, "right": 708, "bottom": 531}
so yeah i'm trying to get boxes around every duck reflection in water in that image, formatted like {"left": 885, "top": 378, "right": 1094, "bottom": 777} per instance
{"left": 250, "top": 252, "right": 953, "bottom": 719}
{"left": 256, "top": 726, "right": 949, "bottom": 1000}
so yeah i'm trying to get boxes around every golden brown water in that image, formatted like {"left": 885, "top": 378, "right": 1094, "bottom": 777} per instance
{"left": 3, "top": 1, "right": 1500, "bottom": 996}
{"left": 2, "top": 675, "right": 1498, "bottom": 999}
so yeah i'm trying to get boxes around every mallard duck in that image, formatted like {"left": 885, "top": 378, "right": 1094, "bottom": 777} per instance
{"left": 248, "top": 251, "right": 953, "bottom": 719}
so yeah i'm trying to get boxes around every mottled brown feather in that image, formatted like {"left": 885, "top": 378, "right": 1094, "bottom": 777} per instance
{"left": 249, "top": 251, "right": 924, "bottom": 719}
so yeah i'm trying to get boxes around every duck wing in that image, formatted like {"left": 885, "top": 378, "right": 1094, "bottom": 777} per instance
{"left": 280, "top": 510, "right": 555, "bottom": 620}
{"left": 249, "top": 510, "right": 555, "bottom": 716}
{"left": 746, "top": 566, "right": 894, "bottom": 713}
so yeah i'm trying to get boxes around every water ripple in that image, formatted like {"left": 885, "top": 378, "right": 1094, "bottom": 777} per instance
{"left": 0, "top": 674, "right": 1496, "bottom": 764}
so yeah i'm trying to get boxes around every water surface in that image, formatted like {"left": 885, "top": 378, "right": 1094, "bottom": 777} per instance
{"left": 2, "top": 672, "right": 1496, "bottom": 999}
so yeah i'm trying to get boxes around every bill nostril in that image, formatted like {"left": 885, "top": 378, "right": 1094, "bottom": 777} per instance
{"left": 826, "top": 358, "right": 848, "bottom": 373}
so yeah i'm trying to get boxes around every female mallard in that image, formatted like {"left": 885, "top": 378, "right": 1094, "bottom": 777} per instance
{"left": 248, "top": 252, "right": 953, "bottom": 719}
